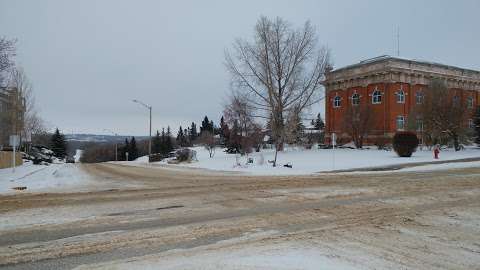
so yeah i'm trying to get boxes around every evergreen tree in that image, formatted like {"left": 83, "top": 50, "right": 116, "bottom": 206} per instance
{"left": 160, "top": 128, "right": 167, "bottom": 154}
{"left": 200, "top": 116, "right": 215, "bottom": 135}
{"left": 474, "top": 106, "right": 480, "bottom": 145}
{"left": 190, "top": 122, "right": 198, "bottom": 142}
{"left": 129, "top": 137, "right": 138, "bottom": 160}
{"left": 152, "top": 130, "right": 162, "bottom": 154}
{"left": 176, "top": 126, "right": 184, "bottom": 146}
{"left": 165, "top": 126, "right": 173, "bottom": 153}
{"left": 184, "top": 128, "right": 191, "bottom": 146}
{"left": 50, "top": 128, "right": 67, "bottom": 158}
{"left": 177, "top": 126, "right": 189, "bottom": 147}
{"left": 314, "top": 113, "right": 325, "bottom": 130}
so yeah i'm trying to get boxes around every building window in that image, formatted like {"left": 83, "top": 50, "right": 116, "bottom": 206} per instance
{"left": 467, "top": 96, "right": 474, "bottom": 109}
{"left": 396, "top": 90, "right": 405, "bottom": 103}
{"left": 415, "top": 91, "right": 424, "bottom": 104}
{"left": 453, "top": 95, "right": 460, "bottom": 106}
{"left": 416, "top": 118, "right": 424, "bottom": 132}
{"left": 372, "top": 90, "right": 382, "bottom": 104}
{"left": 351, "top": 93, "right": 360, "bottom": 106}
{"left": 396, "top": 115, "right": 405, "bottom": 130}
{"left": 333, "top": 95, "right": 341, "bottom": 108}
{"left": 468, "top": 119, "right": 474, "bottom": 129}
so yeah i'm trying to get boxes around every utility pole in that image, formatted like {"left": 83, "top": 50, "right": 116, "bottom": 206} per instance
{"left": 133, "top": 99, "right": 152, "bottom": 158}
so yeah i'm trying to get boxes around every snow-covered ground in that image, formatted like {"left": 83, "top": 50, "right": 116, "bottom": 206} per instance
{"left": 133, "top": 146, "right": 480, "bottom": 175}
{"left": 0, "top": 162, "right": 98, "bottom": 194}
{"left": 75, "top": 232, "right": 363, "bottom": 270}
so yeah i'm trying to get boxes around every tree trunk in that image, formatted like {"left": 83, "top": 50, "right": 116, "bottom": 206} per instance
{"left": 452, "top": 134, "right": 460, "bottom": 151}
{"left": 273, "top": 143, "right": 279, "bottom": 167}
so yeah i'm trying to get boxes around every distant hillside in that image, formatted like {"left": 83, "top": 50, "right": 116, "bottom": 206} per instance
{"left": 65, "top": 134, "right": 149, "bottom": 157}
{"left": 65, "top": 134, "right": 148, "bottom": 143}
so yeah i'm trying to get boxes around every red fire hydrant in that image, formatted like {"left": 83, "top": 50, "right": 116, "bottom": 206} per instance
{"left": 434, "top": 146, "right": 440, "bottom": 159}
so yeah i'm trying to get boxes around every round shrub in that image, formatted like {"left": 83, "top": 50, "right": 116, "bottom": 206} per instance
{"left": 392, "top": 131, "right": 419, "bottom": 157}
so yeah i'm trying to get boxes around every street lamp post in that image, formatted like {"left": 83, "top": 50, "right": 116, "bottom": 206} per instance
{"left": 132, "top": 99, "right": 152, "bottom": 159}
{"left": 103, "top": 129, "right": 118, "bottom": 161}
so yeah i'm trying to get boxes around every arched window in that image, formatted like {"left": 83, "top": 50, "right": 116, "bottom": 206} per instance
{"left": 351, "top": 93, "right": 360, "bottom": 105}
{"left": 467, "top": 96, "right": 474, "bottom": 109}
{"left": 372, "top": 90, "right": 382, "bottom": 104}
{"left": 415, "top": 91, "right": 424, "bottom": 104}
{"left": 396, "top": 90, "right": 405, "bottom": 103}
{"left": 396, "top": 115, "right": 405, "bottom": 130}
{"left": 333, "top": 95, "right": 341, "bottom": 108}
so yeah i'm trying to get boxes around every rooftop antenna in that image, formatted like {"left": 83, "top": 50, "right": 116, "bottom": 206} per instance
{"left": 396, "top": 26, "right": 400, "bottom": 56}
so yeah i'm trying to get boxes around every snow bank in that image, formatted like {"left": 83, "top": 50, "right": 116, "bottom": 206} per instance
{"left": 74, "top": 232, "right": 362, "bottom": 270}
{"left": 146, "top": 146, "right": 480, "bottom": 175}
{"left": 0, "top": 162, "right": 97, "bottom": 194}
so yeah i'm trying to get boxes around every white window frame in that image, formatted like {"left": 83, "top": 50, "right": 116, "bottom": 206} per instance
{"left": 467, "top": 96, "right": 474, "bottom": 109}
{"left": 372, "top": 90, "right": 382, "bottom": 104}
{"left": 333, "top": 95, "right": 341, "bottom": 108}
{"left": 351, "top": 93, "right": 360, "bottom": 106}
{"left": 415, "top": 91, "right": 424, "bottom": 104}
{"left": 396, "top": 90, "right": 405, "bottom": 104}
{"left": 396, "top": 115, "right": 405, "bottom": 131}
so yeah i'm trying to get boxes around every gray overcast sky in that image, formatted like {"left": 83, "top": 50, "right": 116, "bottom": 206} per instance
{"left": 1, "top": 0, "right": 479, "bottom": 135}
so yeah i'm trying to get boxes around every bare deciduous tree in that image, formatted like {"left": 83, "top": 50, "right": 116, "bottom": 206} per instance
{"left": 198, "top": 131, "right": 216, "bottom": 158}
{"left": 225, "top": 16, "right": 331, "bottom": 166}
{"left": 343, "top": 104, "right": 373, "bottom": 149}
{"left": 419, "top": 78, "right": 468, "bottom": 151}
{"left": 0, "top": 37, "right": 16, "bottom": 84}
{"left": 224, "top": 93, "right": 263, "bottom": 154}
{"left": 9, "top": 67, "right": 46, "bottom": 143}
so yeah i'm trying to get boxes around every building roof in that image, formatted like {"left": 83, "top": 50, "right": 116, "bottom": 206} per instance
{"left": 332, "top": 55, "right": 480, "bottom": 75}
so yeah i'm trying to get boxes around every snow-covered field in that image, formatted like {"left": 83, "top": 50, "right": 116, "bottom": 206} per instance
{"left": 137, "top": 146, "right": 480, "bottom": 175}
{"left": 0, "top": 162, "right": 98, "bottom": 194}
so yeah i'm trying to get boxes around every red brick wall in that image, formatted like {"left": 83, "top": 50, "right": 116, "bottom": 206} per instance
{"left": 325, "top": 83, "right": 478, "bottom": 145}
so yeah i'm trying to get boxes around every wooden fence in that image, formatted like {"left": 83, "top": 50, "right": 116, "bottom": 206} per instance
{"left": 0, "top": 151, "right": 22, "bottom": 169}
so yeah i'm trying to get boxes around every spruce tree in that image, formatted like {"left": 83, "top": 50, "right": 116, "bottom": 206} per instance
{"left": 177, "top": 126, "right": 189, "bottom": 147}
{"left": 474, "top": 106, "right": 480, "bottom": 145}
{"left": 200, "top": 116, "right": 210, "bottom": 134}
{"left": 50, "top": 128, "right": 67, "bottom": 158}
{"left": 314, "top": 113, "right": 325, "bottom": 130}
{"left": 190, "top": 122, "right": 197, "bottom": 142}
{"left": 184, "top": 128, "right": 190, "bottom": 146}
{"left": 129, "top": 137, "right": 138, "bottom": 160}
{"left": 160, "top": 128, "right": 167, "bottom": 154}
{"left": 166, "top": 126, "right": 173, "bottom": 153}
{"left": 153, "top": 130, "right": 161, "bottom": 154}
{"left": 176, "top": 126, "right": 184, "bottom": 146}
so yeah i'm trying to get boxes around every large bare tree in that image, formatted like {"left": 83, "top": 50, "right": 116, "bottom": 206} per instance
{"left": 225, "top": 16, "right": 331, "bottom": 166}
{"left": 342, "top": 104, "right": 373, "bottom": 149}
{"left": 419, "top": 78, "right": 468, "bottom": 151}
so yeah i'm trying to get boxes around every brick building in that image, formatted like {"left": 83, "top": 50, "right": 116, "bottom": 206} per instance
{"left": 0, "top": 87, "right": 26, "bottom": 147}
{"left": 323, "top": 56, "right": 480, "bottom": 145}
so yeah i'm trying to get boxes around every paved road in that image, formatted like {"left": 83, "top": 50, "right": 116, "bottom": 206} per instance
{"left": 1, "top": 163, "right": 480, "bottom": 269}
